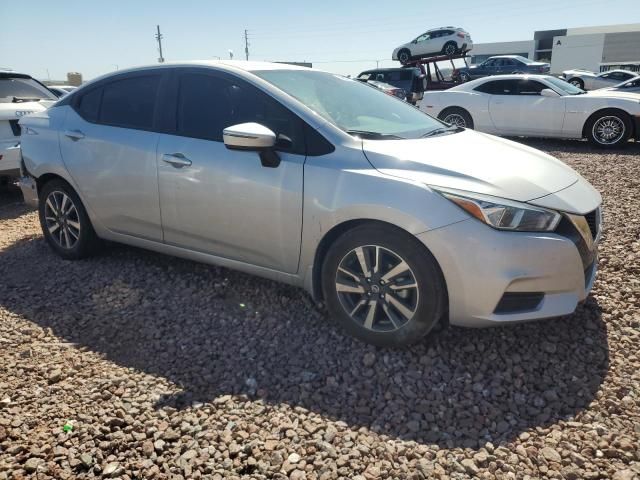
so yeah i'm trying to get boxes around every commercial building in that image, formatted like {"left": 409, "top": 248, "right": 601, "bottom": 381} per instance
{"left": 470, "top": 23, "right": 640, "bottom": 73}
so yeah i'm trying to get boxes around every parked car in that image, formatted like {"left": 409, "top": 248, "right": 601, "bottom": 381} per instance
{"left": 19, "top": 61, "right": 602, "bottom": 347}
{"left": 356, "top": 67, "right": 427, "bottom": 104}
{"left": 48, "top": 85, "right": 77, "bottom": 97}
{"left": 363, "top": 80, "right": 407, "bottom": 100}
{"left": 598, "top": 75, "right": 640, "bottom": 94}
{"left": 453, "top": 55, "right": 550, "bottom": 82}
{"left": 561, "top": 69, "right": 638, "bottom": 90}
{"left": 421, "top": 74, "right": 640, "bottom": 148}
{"left": 392, "top": 27, "right": 472, "bottom": 64}
{"left": 0, "top": 70, "right": 57, "bottom": 180}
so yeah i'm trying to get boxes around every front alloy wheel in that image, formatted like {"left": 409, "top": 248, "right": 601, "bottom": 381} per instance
{"left": 44, "top": 190, "right": 81, "bottom": 249}
{"left": 335, "top": 245, "right": 419, "bottom": 332}
{"left": 442, "top": 113, "right": 467, "bottom": 128}
{"left": 592, "top": 115, "right": 625, "bottom": 145}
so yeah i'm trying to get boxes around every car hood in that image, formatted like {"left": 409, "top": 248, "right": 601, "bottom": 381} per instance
{"left": 0, "top": 100, "right": 49, "bottom": 121}
{"left": 584, "top": 89, "right": 640, "bottom": 101}
{"left": 564, "top": 70, "right": 596, "bottom": 78}
{"left": 362, "top": 129, "right": 579, "bottom": 203}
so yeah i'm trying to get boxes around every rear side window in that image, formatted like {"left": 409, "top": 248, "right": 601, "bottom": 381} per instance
{"left": 76, "top": 87, "right": 102, "bottom": 122}
{"left": 176, "top": 72, "right": 305, "bottom": 154}
{"left": 474, "top": 80, "right": 519, "bottom": 95}
{"left": 99, "top": 75, "right": 160, "bottom": 130}
{"left": 516, "top": 80, "right": 546, "bottom": 95}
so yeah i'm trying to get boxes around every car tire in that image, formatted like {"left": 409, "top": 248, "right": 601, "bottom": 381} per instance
{"left": 568, "top": 78, "right": 584, "bottom": 89}
{"left": 38, "top": 178, "right": 101, "bottom": 260}
{"left": 459, "top": 72, "right": 471, "bottom": 83}
{"left": 321, "top": 224, "right": 446, "bottom": 348}
{"left": 585, "top": 109, "right": 632, "bottom": 149}
{"left": 397, "top": 49, "right": 411, "bottom": 65}
{"left": 442, "top": 42, "right": 458, "bottom": 56}
{"left": 438, "top": 107, "right": 474, "bottom": 129}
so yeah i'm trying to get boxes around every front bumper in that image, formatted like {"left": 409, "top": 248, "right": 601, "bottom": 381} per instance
{"left": 417, "top": 216, "right": 599, "bottom": 327}
{"left": 633, "top": 115, "right": 640, "bottom": 141}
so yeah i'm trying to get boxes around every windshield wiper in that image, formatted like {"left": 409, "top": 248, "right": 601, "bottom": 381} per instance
{"left": 421, "top": 125, "right": 463, "bottom": 138}
{"left": 346, "top": 130, "right": 404, "bottom": 140}
{"left": 12, "top": 96, "right": 43, "bottom": 103}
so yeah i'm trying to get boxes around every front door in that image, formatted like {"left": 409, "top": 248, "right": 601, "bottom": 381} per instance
{"left": 60, "top": 73, "right": 163, "bottom": 241}
{"left": 156, "top": 69, "right": 305, "bottom": 273}
{"left": 488, "top": 79, "right": 566, "bottom": 135}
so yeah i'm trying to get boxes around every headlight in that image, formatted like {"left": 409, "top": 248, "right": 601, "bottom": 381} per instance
{"left": 435, "top": 188, "right": 561, "bottom": 232}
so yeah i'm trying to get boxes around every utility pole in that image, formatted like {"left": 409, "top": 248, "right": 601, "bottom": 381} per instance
{"left": 156, "top": 25, "right": 165, "bottom": 63}
{"left": 244, "top": 29, "right": 250, "bottom": 61}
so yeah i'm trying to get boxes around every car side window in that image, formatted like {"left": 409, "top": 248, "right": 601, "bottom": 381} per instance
{"left": 98, "top": 75, "right": 161, "bottom": 130}
{"left": 475, "top": 80, "right": 518, "bottom": 95}
{"left": 484, "top": 59, "right": 496, "bottom": 67}
{"left": 415, "top": 33, "right": 430, "bottom": 42}
{"left": 516, "top": 80, "right": 546, "bottom": 95}
{"left": 75, "top": 87, "right": 103, "bottom": 122}
{"left": 176, "top": 72, "right": 305, "bottom": 154}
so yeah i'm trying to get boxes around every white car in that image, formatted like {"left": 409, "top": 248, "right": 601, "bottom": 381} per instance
{"left": 562, "top": 69, "right": 638, "bottom": 90}
{"left": 1, "top": 71, "right": 57, "bottom": 179}
{"left": 420, "top": 74, "right": 640, "bottom": 148}
{"left": 48, "top": 85, "right": 77, "bottom": 97}
{"left": 601, "top": 76, "right": 640, "bottom": 94}
{"left": 392, "top": 27, "right": 472, "bottom": 65}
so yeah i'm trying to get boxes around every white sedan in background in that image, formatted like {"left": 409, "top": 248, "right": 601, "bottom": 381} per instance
{"left": 420, "top": 75, "right": 640, "bottom": 148}
{"left": 562, "top": 69, "right": 638, "bottom": 90}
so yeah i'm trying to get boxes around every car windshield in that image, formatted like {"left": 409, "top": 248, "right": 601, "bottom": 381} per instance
{"left": 253, "top": 69, "right": 445, "bottom": 139}
{"left": 544, "top": 76, "right": 585, "bottom": 95}
{"left": 0, "top": 77, "right": 57, "bottom": 103}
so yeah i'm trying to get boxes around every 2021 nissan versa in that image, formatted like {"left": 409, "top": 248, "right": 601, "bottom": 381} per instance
{"left": 19, "top": 61, "right": 602, "bottom": 347}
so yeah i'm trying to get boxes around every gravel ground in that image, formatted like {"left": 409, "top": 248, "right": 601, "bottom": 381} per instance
{"left": 0, "top": 139, "right": 639, "bottom": 480}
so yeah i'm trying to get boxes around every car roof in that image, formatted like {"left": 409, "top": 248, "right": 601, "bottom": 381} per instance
{"left": 359, "top": 67, "right": 419, "bottom": 74}
{"left": 451, "top": 74, "right": 556, "bottom": 90}
{"left": 426, "top": 26, "right": 460, "bottom": 32}
{"left": 604, "top": 69, "right": 638, "bottom": 74}
{"left": 0, "top": 71, "right": 34, "bottom": 79}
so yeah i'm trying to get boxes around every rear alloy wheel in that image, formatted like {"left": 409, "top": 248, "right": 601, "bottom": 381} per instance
{"left": 322, "top": 225, "right": 446, "bottom": 347}
{"left": 39, "top": 179, "right": 101, "bottom": 259}
{"left": 398, "top": 49, "right": 411, "bottom": 65}
{"left": 439, "top": 107, "right": 474, "bottom": 129}
{"left": 569, "top": 78, "right": 584, "bottom": 89}
{"left": 587, "top": 112, "right": 631, "bottom": 148}
{"left": 443, "top": 42, "right": 458, "bottom": 56}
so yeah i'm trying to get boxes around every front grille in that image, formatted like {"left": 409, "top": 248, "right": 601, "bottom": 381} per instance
{"left": 9, "top": 120, "right": 21, "bottom": 136}
{"left": 584, "top": 209, "right": 599, "bottom": 239}
{"left": 494, "top": 292, "right": 544, "bottom": 314}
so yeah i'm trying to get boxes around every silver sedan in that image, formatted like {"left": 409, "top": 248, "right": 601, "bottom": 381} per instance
{"left": 19, "top": 61, "right": 602, "bottom": 347}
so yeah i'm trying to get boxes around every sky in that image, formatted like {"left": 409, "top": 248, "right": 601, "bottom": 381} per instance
{"left": 1, "top": 0, "right": 639, "bottom": 81}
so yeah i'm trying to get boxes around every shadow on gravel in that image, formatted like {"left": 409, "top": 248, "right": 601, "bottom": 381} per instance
{"left": 0, "top": 236, "right": 609, "bottom": 449}
{"left": 0, "top": 184, "right": 31, "bottom": 221}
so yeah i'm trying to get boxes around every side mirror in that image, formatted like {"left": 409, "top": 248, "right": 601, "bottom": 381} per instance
{"left": 223, "top": 122, "right": 276, "bottom": 150}
{"left": 540, "top": 88, "right": 560, "bottom": 98}
{"left": 223, "top": 122, "right": 280, "bottom": 168}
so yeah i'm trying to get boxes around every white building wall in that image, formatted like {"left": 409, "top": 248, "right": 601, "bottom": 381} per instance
{"left": 469, "top": 40, "right": 535, "bottom": 62}
{"left": 550, "top": 33, "right": 605, "bottom": 73}
{"left": 567, "top": 23, "right": 640, "bottom": 36}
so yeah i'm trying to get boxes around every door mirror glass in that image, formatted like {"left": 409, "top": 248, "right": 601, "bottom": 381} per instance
{"left": 540, "top": 88, "right": 560, "bottom": 98}
{"left": 223, "top": 122, "right": 276, "bottom": 150}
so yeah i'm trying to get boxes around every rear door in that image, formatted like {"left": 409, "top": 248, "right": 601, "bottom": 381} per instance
{"left": 155, "top": 68, "right": 306, "bottom": 273}
{"left": 60, "top": 71, "right": 165, "bottom": 241}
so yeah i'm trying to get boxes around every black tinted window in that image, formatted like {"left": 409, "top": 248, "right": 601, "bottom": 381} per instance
{"left": 474, "top": 80, "right": 518, "bottom": 95}
{"left": 516, "top": 80, "right": 546, "bottom": 95}
{"left": 99, "top": 75, "right": 160, "bottom": 130}
{"left": 176, "top": 72, "right": 304, "bottom": 154}
{"left": 76, "top": 87, "right": 102, "bottom": 122}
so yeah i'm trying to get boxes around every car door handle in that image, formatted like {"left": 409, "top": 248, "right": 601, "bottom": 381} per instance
{"left": 64, "top": 129, "right": 85, "bottom": 141}
{"left": 162, "top": 153, "right": 192, "bottom": 168}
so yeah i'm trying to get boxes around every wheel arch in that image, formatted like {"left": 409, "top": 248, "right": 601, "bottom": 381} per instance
{"left": 581, "top": 107, "right": 634, "bottom": 139}
{"left": 310, "top": 219, "right": 449, "bottom": 309}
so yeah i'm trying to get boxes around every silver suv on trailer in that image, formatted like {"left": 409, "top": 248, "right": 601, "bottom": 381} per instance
{"left": 19, "top": 61, "right": 601, "bottom": 347}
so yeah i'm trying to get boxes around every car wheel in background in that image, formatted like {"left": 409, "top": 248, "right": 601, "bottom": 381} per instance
{"left": 459, "top": 72, "right": 471, "bottom": 83}
{"left": 398, "top": 49, "right": 411, "bottom": 65}
{"left": 438, "top": 107, "right": 474, "bottom": 129}
{"left": 585, "top": 110, "right": 632, "bottom": 148}
{"left": 568, "top": 78, "right": 584, "bottom": 89}
{"left": 321, "top": 224, "right": 446, "bottom": 348}
{"left": 442, "top": 42, "right": 458, "bottom": 56}
{"left": 38, "top": 178, "right": 101, "bottom": 260}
